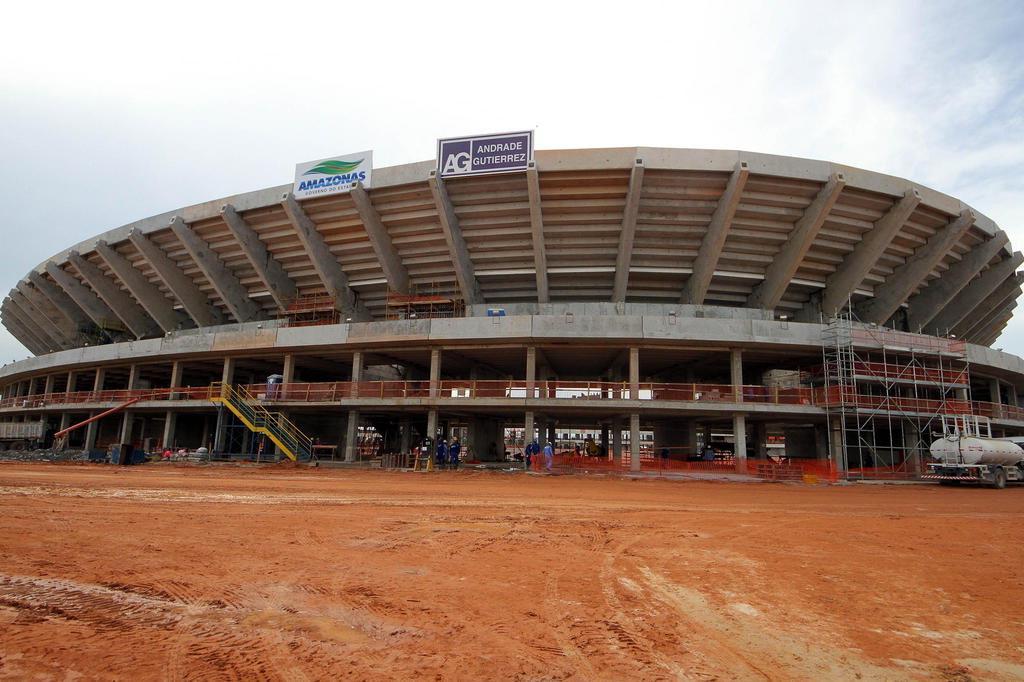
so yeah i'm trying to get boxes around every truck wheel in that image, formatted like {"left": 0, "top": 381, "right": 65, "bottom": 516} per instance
{"left": 993, "top": 468, "right": 1007, "bottom": 489}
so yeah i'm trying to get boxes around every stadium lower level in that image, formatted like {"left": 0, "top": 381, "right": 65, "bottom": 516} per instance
{"left": 2, "top": 308, "right": 1024, "bottom": 479}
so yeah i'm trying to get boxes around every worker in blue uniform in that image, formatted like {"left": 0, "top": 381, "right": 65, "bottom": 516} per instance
{"left": 449, "top": 438, "right": 462, "bottom": 469}
{"left": 435, "top": 439, "right": 448, "bottom": 470}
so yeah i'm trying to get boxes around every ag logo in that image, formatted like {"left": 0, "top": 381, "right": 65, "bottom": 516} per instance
{"left": 439, "top": 139, "right": 472, "bottom": 175}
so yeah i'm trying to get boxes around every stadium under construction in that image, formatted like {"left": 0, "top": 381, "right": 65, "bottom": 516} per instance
{"left": 2, "top": 144, "right": 1023, "bottom": 479}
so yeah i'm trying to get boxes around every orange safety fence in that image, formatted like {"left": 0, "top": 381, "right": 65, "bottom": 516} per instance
{"left": 518, "top": 449, "right": 839, "bottom": 482}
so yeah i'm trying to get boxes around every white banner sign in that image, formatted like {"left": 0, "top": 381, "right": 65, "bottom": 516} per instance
{"left": 293, "top": 151, "right": 373, "bottom": 199}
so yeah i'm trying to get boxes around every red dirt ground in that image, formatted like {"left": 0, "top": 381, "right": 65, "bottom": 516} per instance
{"left": 0, "top": 463, "right": 1022, "bottom": 681}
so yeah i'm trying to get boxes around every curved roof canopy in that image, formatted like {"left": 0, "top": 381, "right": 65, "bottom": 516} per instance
{"left": 3, "top": 147, "right": 1019, "bottom": 354}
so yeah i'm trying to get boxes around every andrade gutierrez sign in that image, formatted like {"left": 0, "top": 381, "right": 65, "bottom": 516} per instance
{"left": 293, "top": 151, "right": 373, "bottom": 199}
{"left": 437, "top": 131, "right": 533, "bottom": 178}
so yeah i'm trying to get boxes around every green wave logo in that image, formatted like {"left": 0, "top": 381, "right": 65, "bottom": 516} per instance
{"left": 304, "top": 159, "right": 364, "bottom": 176}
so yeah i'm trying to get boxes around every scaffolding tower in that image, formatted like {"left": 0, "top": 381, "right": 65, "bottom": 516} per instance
{"left": 821, "top": 313, "right": 971, "bottom": 479}
{"left": 385, "top": 283, "right": 465, "bottom": 320}
{"left": 283, "top": 293, "right": 340, "bottom": 327}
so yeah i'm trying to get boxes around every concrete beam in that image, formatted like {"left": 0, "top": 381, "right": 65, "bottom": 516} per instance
{"left": 923, "top": 251, "right": 1024, "bottom": 336}
{"left": 95, "top": 241, "right": 188, "bottom": 333}
{"left": 44, "top": 262, "right": 122, "bottom": 331}
{"left": 220, "top": 203, "right": 298, "bottom": 311}
{"left": 855, "top": 208, "right": 975, "bottom": 324}
{"left": 18, "top": 281, "right": 79, "bottom": 342}
{"left": 10, "top": 291, "right": 71, "bottom": 350}
{"left": 748, "top": 172, "right": 846, "bottom": 310}
{"left": 1, "top": 306, "right": 46, "bottom": 356}
{"left": 349, "top": 183, "right": 409, "bottom": 295}
{"left": 280, "top": 193, "right": 370, "bottom": 319}
{"left": 67, "top": 251, "right": 160, "bottom": 339}
{"left": 952, "top": 272, "right": 1024, "bottom": 339}
{"left": 28, "top": 271, "right": 91, "bottom": 331}
{"left": 427, "top": 174, "right": 483, "bottom": 305}
{"left": 612, "top": 159, "right": 645, "bottom": 302}
{"left": 907, "top": 230, "right": 1009, "bottom": 332}
{"left": 526, "top": 163, "right": 549, "bottom": 303}
{"left": 3, "top": 299, "right": 57, "bottom": 354}
{"left": 169, "top": 216, "right": 263, "bottom": 323}
{"left": 960, "top": 282, "right": 1023, "bottom": 341}
{"left": 681, "top": 161, "right": 749, "bottom": 305}
{"left": 128, "top": 228, "right": 225, "bottom": 327}
{"left": 967, "top": 300, "right": 1017, "bottom": 344}
{"left": 816, "top": 188, "right": 921, "bottom": 317}
{"left": 980, "top": 311, "right": 1014, "bottom": 347}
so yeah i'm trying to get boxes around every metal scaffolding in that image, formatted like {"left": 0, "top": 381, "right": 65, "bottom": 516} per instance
{"left": 821, "top": 313, "right": 970, "bottom": 479}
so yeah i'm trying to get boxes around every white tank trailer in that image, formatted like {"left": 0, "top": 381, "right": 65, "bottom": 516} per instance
{"left": 926, "top": 434, "right": 1024, "bottom": 488}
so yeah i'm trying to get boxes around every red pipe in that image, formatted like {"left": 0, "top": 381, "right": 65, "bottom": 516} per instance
{"left": 54, "top": 397, "right": 142, "bottom": 439}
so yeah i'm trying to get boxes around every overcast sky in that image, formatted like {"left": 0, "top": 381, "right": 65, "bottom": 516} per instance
{"left": 0, "top": 0, "right": 1021, "bottom": 361}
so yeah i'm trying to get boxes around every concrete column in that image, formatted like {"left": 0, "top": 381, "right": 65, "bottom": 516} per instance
{"left": 525, "top": 346, "right": 536, "bottom": 398}
{"left": 59, "top": 413, "right": 72, "bottom": 431}
{"left": 350, "top": 351, "right": 363, "bottom": 398}
{"left": 524, "top": 410, "right": 535, "bottom": 451}
{"left": 213, "top": 407, "right": 226, "bottom": 453}
{"left": 1009, "top": 388, "right": 1020, "bottom": 408}
{"left": 628, "top": 346, "right": 640, "bottom": 400}
{"left": 200, "top": 415, "right": 211, "bottom": 449}
{"left": 426, "top": 409, "right": 438, "bottom": 444}
{"left": 754, "top": 422, "right": 768, "bottom": 459}
{"left": 169, "top": 361, "right": 183, "bottom": 399}
{"left": 344, "top": 410, "right": 360, "bottom": 462}
{"left": 283, "top": 353, "right": 295, "bottom": 384}
{"left": 989, "top": 377, "right": 1002, "bottom": 404}
{"left": 600, "top": 423, "right": 610, "bottom": 458}
{"left": 830, "top": 416, "right": 845, "bottom": 473}
{"left": 815, "top": 423, "right": 829, "bottom": 461}
{"left": 730, "top": 349, "right": 743, "bottom": 402}
{"left": 43, "top": 375, "right": 55, "bottom": 395}
{"left": 902, "top": 420, "right": 923, "bottom": 475}
{"left": 629, "top": 413, "right": 641, "bottom": 472}
{"left": 221, "top": 357, "right": 235, "bottom": 385}
{"left": 119, "top": 412, "right": 133, "bottom": 443}
{"left": 688, "top": 421, "right": 700, "bottom": 457}
{"left": 84, "top": 413, "right": 99, "bottom": 451}
{"left": 92, "top": 368, "right": 106, "bottom": 393}
{"left": 429, "top": 348, "right": 441, "bottom": 398}
{"left": 162, "top": 410, "right": 177, "bottom": 450}
{"left": 612, "top": 420, "right": 623, "bottom": 464}
{"left": 399, "top": 418, "right": 411, "bottom": 454}
{"left": 733, "top": 413, "right": 747, "bottom": 472}
{"left": 127, "top": 364, "right": 140, "bottom": 390}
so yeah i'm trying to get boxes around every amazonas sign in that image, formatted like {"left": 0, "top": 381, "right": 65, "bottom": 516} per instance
{"left": 293, "top": 151, "right": 373, "bottom": 199}
{"left": 437, "top": 131, "right": 533, "bottom": 178}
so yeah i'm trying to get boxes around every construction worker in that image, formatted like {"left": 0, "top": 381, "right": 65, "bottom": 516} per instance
{"left": 525, "top": 439, "right": 539, "bottom": 469}
{"left": 449, "top": 437, "right": 462, "bottom": 469}
{"left": 436, "top": 439, "right": 448, "bottom": 470}
{"left": 543, "top": 440, "right": 554, "bottom": 472}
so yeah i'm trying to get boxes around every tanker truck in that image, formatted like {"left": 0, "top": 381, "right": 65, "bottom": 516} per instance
{"left": 924, "top": 416, "right": 1024, "bottom": 488}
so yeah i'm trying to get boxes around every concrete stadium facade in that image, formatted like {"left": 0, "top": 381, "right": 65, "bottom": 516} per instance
{"left": 1, "top": 147, "right": 1023, "bottom": 475}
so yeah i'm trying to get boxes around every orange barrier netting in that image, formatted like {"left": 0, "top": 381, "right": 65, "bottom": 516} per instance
{"left": 516, "top": 450, "right": 838, "bottom": 482}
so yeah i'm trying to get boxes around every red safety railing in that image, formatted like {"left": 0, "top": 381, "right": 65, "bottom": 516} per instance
{"left": 6, "top": 380, "right": 1024, "bottom": 425}
{"left": 810, "top": 361, "right": 967, "bottom": 385}
{"left": 0, "top": 386, "right": 218, "bottom": 409}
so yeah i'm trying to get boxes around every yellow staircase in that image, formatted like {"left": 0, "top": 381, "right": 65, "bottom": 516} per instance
{"left": 210, "top": 382, "right": 313, "bottom": 461}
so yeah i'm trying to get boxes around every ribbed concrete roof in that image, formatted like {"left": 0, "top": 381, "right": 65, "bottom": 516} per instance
{"left": 2, "top": 147, "right": 1019, "bottom": 354}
